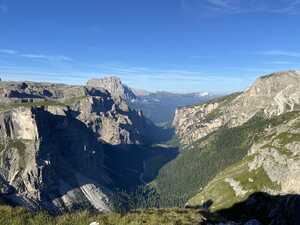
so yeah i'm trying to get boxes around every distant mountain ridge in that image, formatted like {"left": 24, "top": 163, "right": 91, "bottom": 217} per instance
{"left": 87, "top": 76, "right": 215, "bottom": 125}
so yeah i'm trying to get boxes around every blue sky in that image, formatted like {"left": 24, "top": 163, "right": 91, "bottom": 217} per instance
{"left": 0, "top": 0, "right": 300, "bottom": 93}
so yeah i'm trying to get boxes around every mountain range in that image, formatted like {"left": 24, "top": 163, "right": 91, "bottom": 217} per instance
{"left": 0, "top": 71, "right": 300, "bottom": 224}
{"left": 87, "top": 76, "right": 214, "bottom": 125}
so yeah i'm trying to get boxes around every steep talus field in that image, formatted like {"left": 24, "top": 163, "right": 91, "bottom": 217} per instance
{"left": 153, "top": 70, "right": 300, "bottom": 211}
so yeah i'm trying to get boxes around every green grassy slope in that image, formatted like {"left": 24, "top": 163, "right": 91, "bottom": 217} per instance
{"left": 153, "top": 111, "right": 300, "bottom": 208}
{"left": 187, "top": 156, "right": 280, "bottom": 211}
{"left": 152, "top": 115, "right": 268, "bottom": 207}
{"left": 188, "top": 112, "right": 300, "bottom": 211}
{"left": 0, "top": 205, "right": 207, "bottom": 225}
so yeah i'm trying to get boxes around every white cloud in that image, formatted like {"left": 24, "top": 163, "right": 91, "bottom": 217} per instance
{"left": 0, "top": 49, "right": 17, "bottom": 54}
{"left": 89, "top": 63, "right": 245, "bottom": 84}
{"left": 20, "top": 54, "right": 72, "bottom": 61}
{"left": 0, "top": 67, "right": 91, "bottom": 84}
{"left": 259, "top": 50, "right": 300, "bottom": 57}
{"left": 20, "top": 54, "right": 50, "bottom": 59}
{"left": 0, "top": 48, "right": 72, "bottom": 62}
{"left": 269, "top": 60, "right": 295, "bottom": 65}
{"left": 182, "top": 0, "right": 300, "bottom": 15}
{"left": 0, "top": 62, "right": 257, "bottom": 93}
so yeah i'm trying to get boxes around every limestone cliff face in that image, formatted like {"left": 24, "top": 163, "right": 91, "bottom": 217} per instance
{"left": 179, "top": 70, "right": 300, "bottom": 213}
{"left": 87, "top": 76, "right": 136, "bottom": 101}
{"left": 71, "top": 95, "right": 149, "bottom": 145}
{"left": 0, "top": 81, "right": 153, "bottom": 213}
{"left": 0, "top": 80, "right": 150, "bottom": 146}
{"left": 0, "top": 81, "right": 87, "bottom": 103}
{"left": 0, "top": 107, "right": 38, "bottom": 140}
{"left": 0, "top": 108, "right": 41, "bottom": 206}
{"left": 173, "top": 100, "right": 224, "bottom": 147}
{"left": 0, "top": 106, "right": 112, "bottom": 213}
{"left": 174, "top": 70, "right": 300, "bottom": 146}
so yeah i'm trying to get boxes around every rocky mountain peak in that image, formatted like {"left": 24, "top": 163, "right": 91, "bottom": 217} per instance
{"left": 244, "top": 70, "right": 300, "bottom": 96}
{"left": 174, "top": 70, "right": 300, "bottom": 146}
{"left": 258, "top": 69, "right": 300, "bottom": 81}
{"left": 231, "top": 70, "right": 300, "bottom": 119}
{"left": 87, "top": 76, "right": 136, "bottom": 100}
{"left": 180, "top": 71, "right": 300, "bottom": 217}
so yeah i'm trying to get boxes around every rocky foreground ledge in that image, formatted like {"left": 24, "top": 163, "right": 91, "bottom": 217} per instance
{"left": 1, "top": 191, "right": 299, "bottom": 225}
{"left": 0, "top": 204, "right": 268, "bottom": 225}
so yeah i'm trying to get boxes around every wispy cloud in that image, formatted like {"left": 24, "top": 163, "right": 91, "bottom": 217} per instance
{"left": 259, "top": 50, "right": 300, "bottom": 57}
{"left": 0, "top": 48, "right": 72, "bottom": 62}
{"left": 20, "top": 54, "right": 72, "bottom": 62}
{"left": 269, "top": 60, "right": 295, "bottom": 65}
{"left": 182, "top": 0, "right": 300, "bottom": 16}
{"left": 88, "top": 63, "right": 249, "bottom": 86}
{"left": 0, "top": 49, "right": 17, "bottom": 54}
{"left": 0, "top": 61, "right": 258, "bottom": 93}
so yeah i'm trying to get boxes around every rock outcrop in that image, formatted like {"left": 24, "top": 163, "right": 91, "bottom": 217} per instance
{"left": 0, "top": 81, "right": 87, "bottom": 103}
{"left": 0, "top": 106, "right": 112, "bottom": 213}
{"left": 0, "top": 80, "right": 155, "bottom": 213}
{"left": 174, "top": 70, "right": 300, "bottom": 146}
{"left": 0, "top": 80, "right": 151, "bottom": 145}
{"left": 87, "top": 76, "right": 136, "bottom": 101}
{"left": 177, "top": 71, "right": 300, "bottom": 219}
{"left": 187, "top": 111, "right": 300, "bottom": 210}
{"left": 86, "top": 76, "right": 214, "bottom": 125}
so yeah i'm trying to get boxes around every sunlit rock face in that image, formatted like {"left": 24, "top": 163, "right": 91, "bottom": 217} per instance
{"left": 0, "top": 80, "right": 154, "bottom": 213}
{"left": 174, "top": 70, "right": 300, "bottom": 146}
{"left": 0, "top": 105, "right": 111, "bottom": 213}
{"left": 87, "top": 76, "right": 137, "bottom": 101}
{"left": 180, "top": 71, "right": 300, "bottom": 221}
